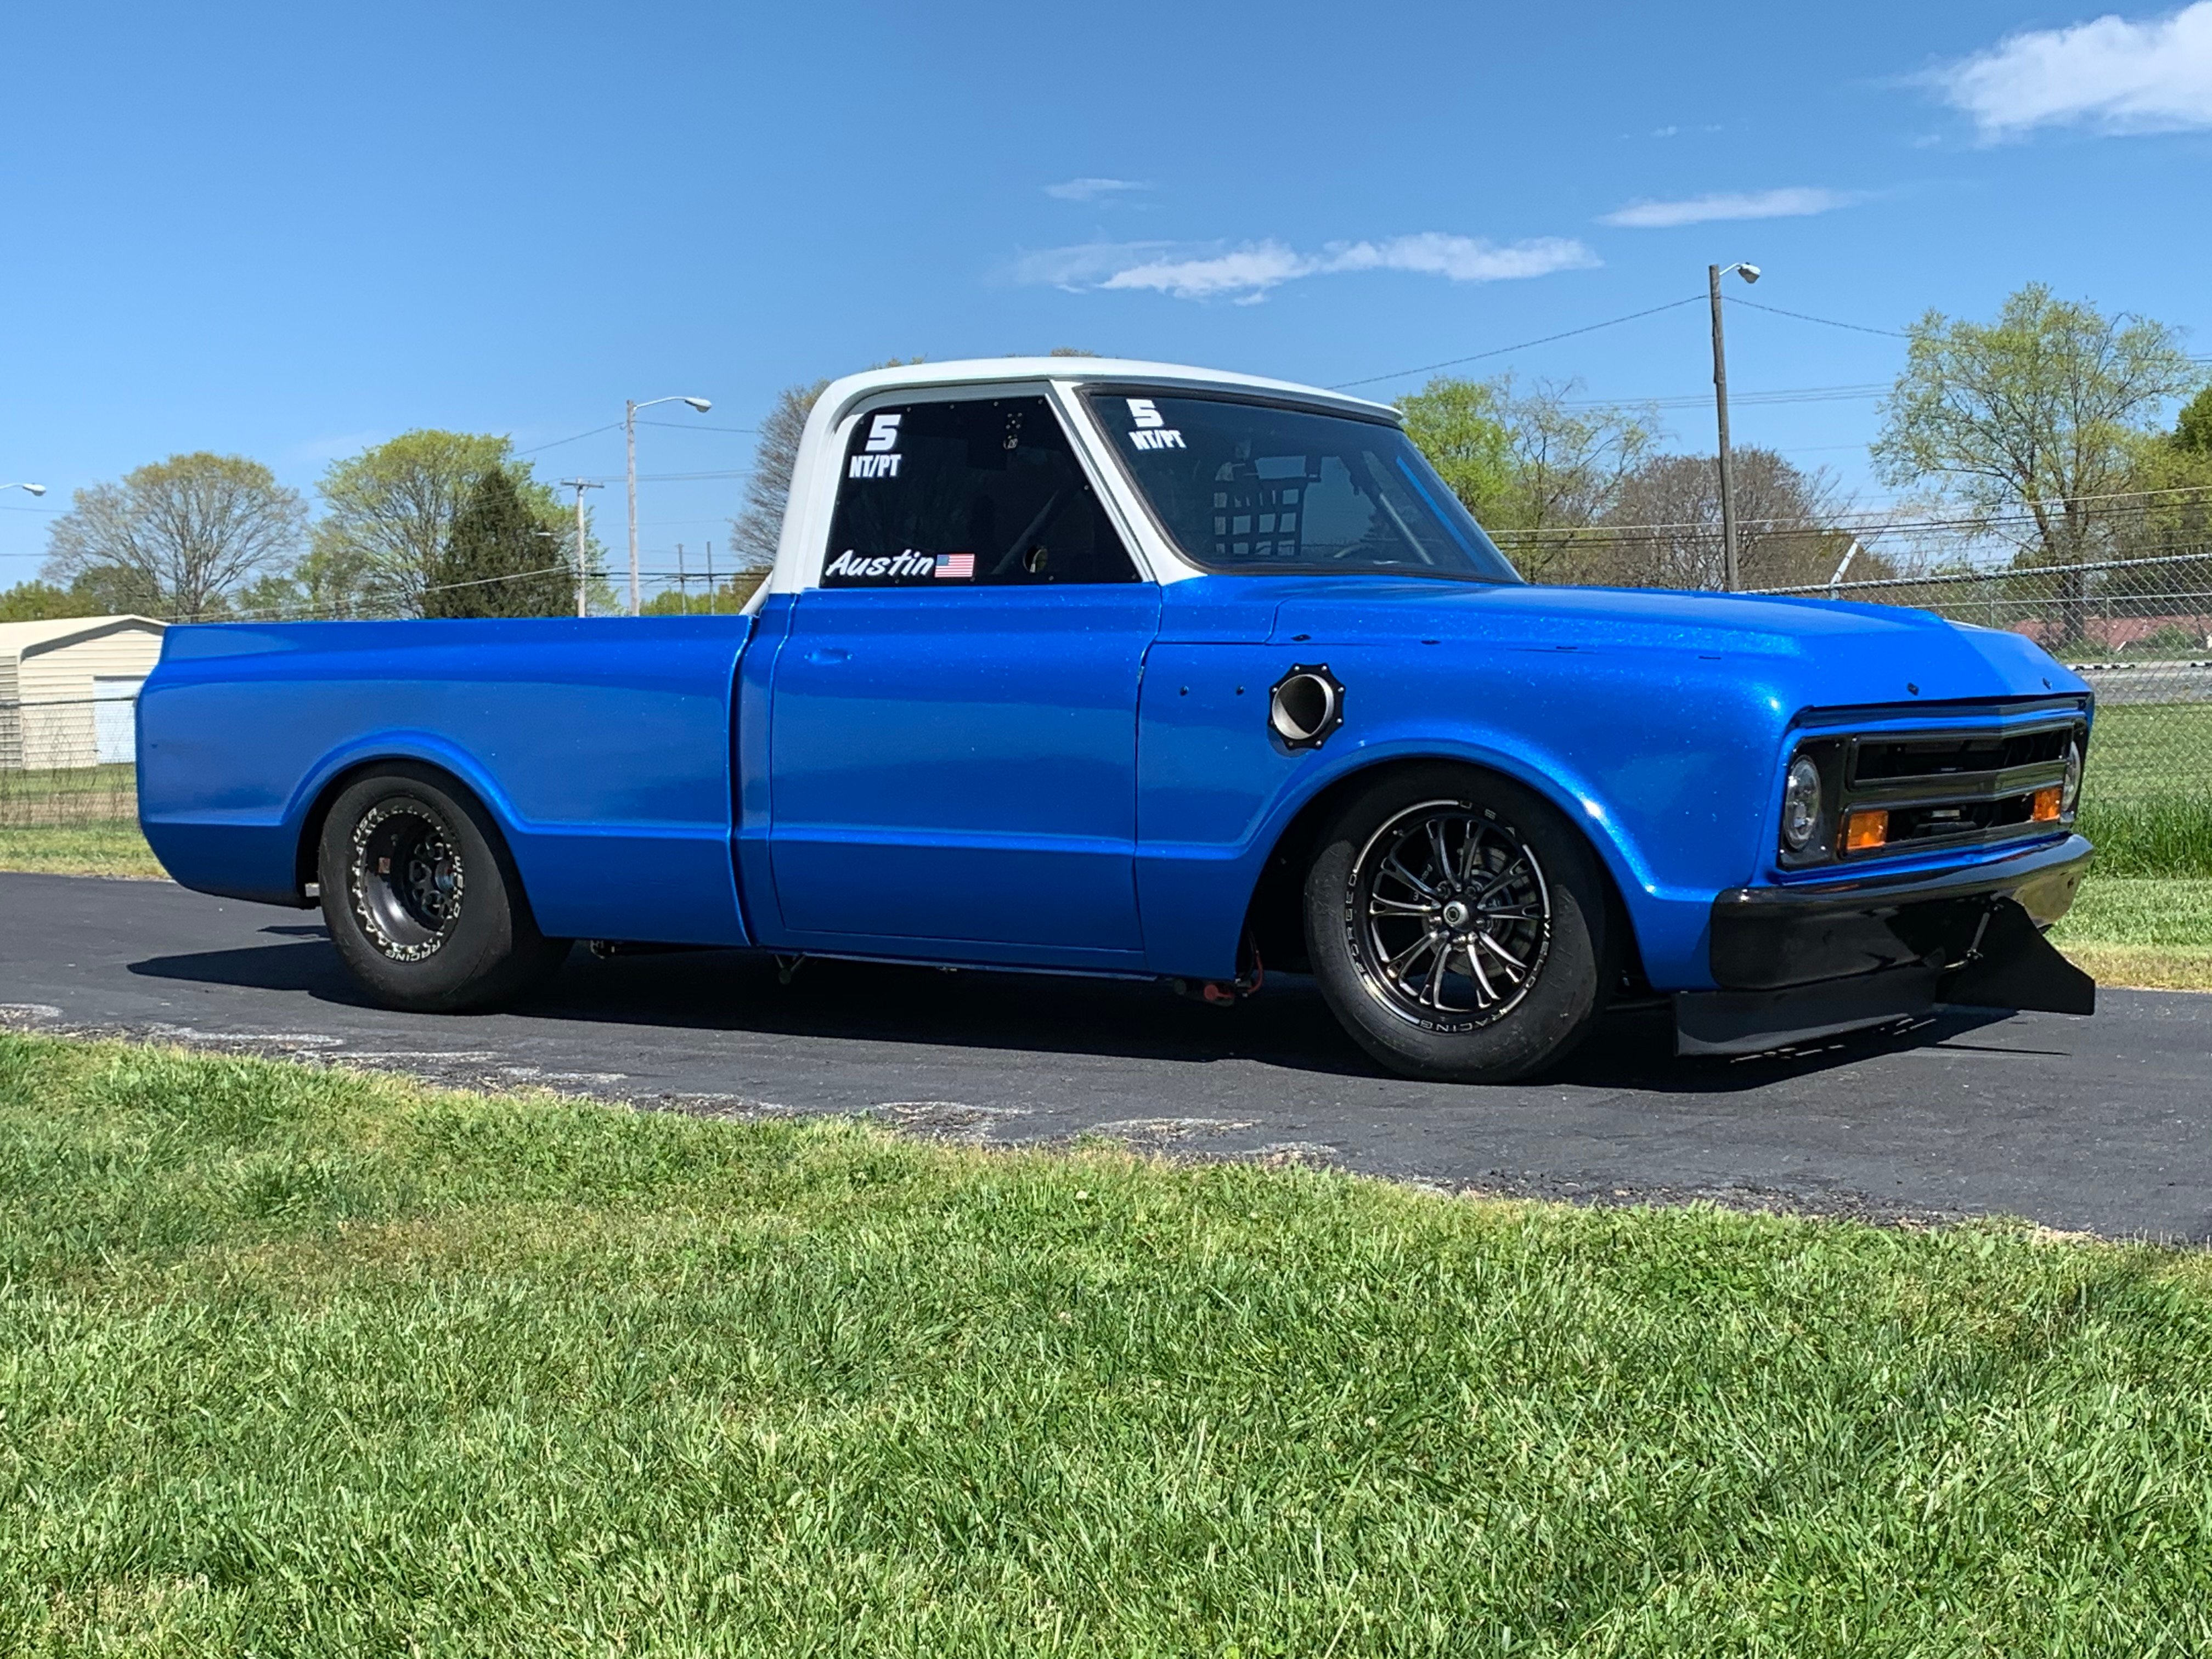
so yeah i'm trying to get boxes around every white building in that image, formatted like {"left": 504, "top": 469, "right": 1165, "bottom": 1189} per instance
{"left": 0, "top": 616, "right": 169, "bottom": 770}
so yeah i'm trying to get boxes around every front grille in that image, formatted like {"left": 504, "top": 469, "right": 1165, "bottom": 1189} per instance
{"left": 1781, "top": 715, "right": 2085, "bottom": 867}
{"left": 1850, "top": 725, "right": 2074, "bottom": 783}
{"left": 1883, "top": 793, "right": 2042, "bottom": 844}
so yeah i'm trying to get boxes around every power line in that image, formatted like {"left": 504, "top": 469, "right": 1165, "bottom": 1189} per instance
{"left": 1331, "top": 295, "right": 1707, "bottom": 391}
{"left": 577, "top": 469, "right": 753, "bottom": 484}
{"left": 514, "top": 422, "right": 624, "bottom": 456}
{"left": 1555, "top": 381, "right": 1891, "bottom": 413}
{"left": 1722, "top": 296, "right": 1910, "bottom": 339}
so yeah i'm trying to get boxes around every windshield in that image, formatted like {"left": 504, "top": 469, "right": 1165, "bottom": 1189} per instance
{"left": 1082, "top": 391, "right": 1519, "bottom": 582}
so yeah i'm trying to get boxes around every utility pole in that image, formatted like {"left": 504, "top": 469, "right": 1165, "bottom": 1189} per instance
{"left": 676, "top": 543, "right": 687, "bottom": 616}
{"left": 1707, "top": 261, "right": 1760, "bottom": 593}
{"left": 561, "top": 478, "right": 602, "bottom": 618}
{"left": 704, "top": 540, "right": 716, "bottom": 615}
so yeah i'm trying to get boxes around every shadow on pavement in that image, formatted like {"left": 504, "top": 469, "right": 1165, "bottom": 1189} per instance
{"left": 127, "top": 931, "right": 2025, "bottom": 1093}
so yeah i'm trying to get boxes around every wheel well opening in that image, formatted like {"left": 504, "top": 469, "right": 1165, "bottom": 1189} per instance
{"left": 1237, "top": 757, "right": 1650, "bottom": 993}
{"left": 296, "top": 759, "right": 504, "bottom": 900}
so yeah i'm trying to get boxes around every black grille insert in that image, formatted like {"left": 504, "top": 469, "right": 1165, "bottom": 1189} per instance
{"left": 1851, "top": 725, "right": 2073, "bottom": 785}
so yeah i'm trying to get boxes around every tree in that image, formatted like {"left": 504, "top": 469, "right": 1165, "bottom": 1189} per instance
{"left": 638, "top": 569, "right": 768, "bottom": 617}
{"left": 1400, "top": 376, "right": 1657, "bottom": 580}
{"left": 0, "top": 579, "right": 99, "bottom": 623}
{"left": 425, "top": 468, "right": 574, "bottom": 618}
{"left": 2174, "top": 384, "right": 2212, "bottom": 456}
{"left": 312, "top": 431, "right": 574, "bottom": 617}
{"left": 1872, "top": 284, "right": 2194, "bottom": 642}
{"left": 729, "top": 360, "right": 924, "bottom": 572}
{"left": 729, "top": 381, "right": 827, "bottom": 571}
{"left": 1398, "top": 379, "right": 1513, "bottom": 522}
{"left": 41, "top": 453, "right": 306, "bottom": 620}
{"left": 1596, "top": 449, "right": 1865, "bottom": 591}
{"left": 2105, "top": 382, "right": 2212, "bottom": 605}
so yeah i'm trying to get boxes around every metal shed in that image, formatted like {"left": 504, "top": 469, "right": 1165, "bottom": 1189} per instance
{"left": 0, "top": 616, "right": 169, "bottom": 770}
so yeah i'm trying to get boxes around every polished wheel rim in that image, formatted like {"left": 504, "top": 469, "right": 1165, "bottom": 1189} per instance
{"left": 1346, "top": 799, "right": 1550, "bottom": 1030}
{"left": 350, "top": 799, "right": 464, "bottom": 962}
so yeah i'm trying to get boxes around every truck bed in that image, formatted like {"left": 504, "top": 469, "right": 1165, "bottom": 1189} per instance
{"left": 138, "top": 617, "right": 757, "bottom": 946}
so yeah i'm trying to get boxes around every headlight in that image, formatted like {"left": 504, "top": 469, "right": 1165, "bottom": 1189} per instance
{"left": 2061, "top": 741, "right": 2083, "bottom": 814}
{"left": 1782, "top": 754, "right": 1823, "bottom": 851}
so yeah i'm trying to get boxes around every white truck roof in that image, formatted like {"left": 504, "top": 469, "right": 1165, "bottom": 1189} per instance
{"left": 811, "top": 357, "right": 1397, "bottom": 422}
{"left": 763, "top": 358, "right": 1401, "bottom": 599}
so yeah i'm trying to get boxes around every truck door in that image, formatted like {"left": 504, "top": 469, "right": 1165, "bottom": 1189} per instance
{"left": 766, "top": 393, "right": 1159, "bottom": 963}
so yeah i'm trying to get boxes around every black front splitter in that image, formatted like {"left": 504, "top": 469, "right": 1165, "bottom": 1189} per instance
{"left": 1678, "top": 835, "right": 2096, "bottom": 1056}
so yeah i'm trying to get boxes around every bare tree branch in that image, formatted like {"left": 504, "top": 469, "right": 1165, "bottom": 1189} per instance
{"left": 42, "top": 453, "right": 306, "bottom": 620}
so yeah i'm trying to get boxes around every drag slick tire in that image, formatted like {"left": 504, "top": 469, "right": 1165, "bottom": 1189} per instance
{"left": 317, "top": 765, "right": 569, "bottom": 1012}
{"left": 1304, "top": 765, "right": 1612, "bottom": 1083}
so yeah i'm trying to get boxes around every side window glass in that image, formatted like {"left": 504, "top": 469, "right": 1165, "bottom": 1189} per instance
{"left": 822, "top": 397, "right": 1141, "bottom": 588}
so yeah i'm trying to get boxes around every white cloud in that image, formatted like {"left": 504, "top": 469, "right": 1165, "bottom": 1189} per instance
{"left": 1023, "top": 232, "right": 1597, "bottom": 302}
{"left": 1932, "top": 2, "right": 2212, "bottom": 136}
{"left": 1012, "top": 241, "right": 1173, "bottom": 289}
{"left": 1598, "top": 187, "right": 1861, "bottom": 229}
{"left": 1323, "top": 233, "right": 1598, "bottom": 283}
{"left": 1044, "top": 177, "right": 1150, "bottom": 201}
{"left": 1100, "top": 241, "right": 1313, "bottom": 301}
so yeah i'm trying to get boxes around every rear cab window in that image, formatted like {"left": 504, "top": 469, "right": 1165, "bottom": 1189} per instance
{"left": 822, "top": 396, "right": 1141, "bottom": 587}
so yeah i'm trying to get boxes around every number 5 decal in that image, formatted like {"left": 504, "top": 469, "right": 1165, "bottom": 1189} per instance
{"left": 1127, "top": 398, "right": 1164, "bottom": 430}
{"left": 864, "top": 413, "right": 902, "bottom": 453}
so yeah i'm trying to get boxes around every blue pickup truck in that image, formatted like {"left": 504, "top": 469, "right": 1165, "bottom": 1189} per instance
{"left": 138, "top": 358, "right": 2096, "bottom": 1081}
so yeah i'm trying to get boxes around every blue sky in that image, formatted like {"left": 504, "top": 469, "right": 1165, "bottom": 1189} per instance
{"left": 5, "top": 0, "right": 2212, "bottom": 590}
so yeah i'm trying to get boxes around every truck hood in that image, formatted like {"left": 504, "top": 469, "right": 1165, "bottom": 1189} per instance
{"left": 1262, "top": 578, "right": 2086, "bottom": 709}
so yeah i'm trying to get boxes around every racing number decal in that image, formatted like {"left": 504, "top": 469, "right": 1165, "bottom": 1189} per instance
{"left": 1125, "top": 397, "right": 1184, "bottom": 452}
{"left": 850, "top": 413, "right": 904, "bottom": 479}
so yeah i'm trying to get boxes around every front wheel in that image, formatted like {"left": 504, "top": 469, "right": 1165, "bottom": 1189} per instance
{"left": 317, "top": 765, "right": 569, "bottom": 1012}
{"left": 1304, "top": 766, "right": 1612, "bottom": 1082}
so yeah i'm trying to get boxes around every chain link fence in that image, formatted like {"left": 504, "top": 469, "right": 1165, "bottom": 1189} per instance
{"left": 1743, "top": 553, "right": 2212, "bottom": 806}
{"left": 6, "top": 555, "right": 2207, "bottom": 837}
{"left": 0, "top": 695, "right": 140, "bottom": 828}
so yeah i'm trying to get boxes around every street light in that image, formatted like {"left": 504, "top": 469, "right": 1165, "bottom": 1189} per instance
{"left": 2, "top": 482, "right": 46, "bottom": 496}
{"left": 1708, "top": 261, "right": 1759, "bottom": 592}
{"left": 625, "top": 395, "right": 712, "bottom": 615}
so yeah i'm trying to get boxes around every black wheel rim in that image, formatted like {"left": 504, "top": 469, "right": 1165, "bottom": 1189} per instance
{"left": 1345, "top": 798, "right": 1551, "bottom": 1031}
{"left": 349, "top": 798, "right": 465, "bottom": 962}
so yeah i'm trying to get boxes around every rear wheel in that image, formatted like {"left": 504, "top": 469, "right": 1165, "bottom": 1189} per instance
{"left": 317, "top": 765, "right": 568, "bottom": 1012}
{"left": 1304, "top": 766, "right": 1612, "bottom": 1082}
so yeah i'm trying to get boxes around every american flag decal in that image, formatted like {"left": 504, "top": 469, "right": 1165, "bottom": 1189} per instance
{"left": 934, "top": 552, "right": 975, "bottom": 579}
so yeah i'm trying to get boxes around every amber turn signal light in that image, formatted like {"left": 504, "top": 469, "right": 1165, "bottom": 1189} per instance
{"left": 1844, "top": 808, "right": 1890, "bottom": 851}
{"left": 2030, "top": 785, "right": 2062, "bottom": 822}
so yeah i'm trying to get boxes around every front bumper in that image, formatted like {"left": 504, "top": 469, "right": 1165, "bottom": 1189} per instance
{"left": 1677, "top": 834, "right": 2095, "bottom": 1056}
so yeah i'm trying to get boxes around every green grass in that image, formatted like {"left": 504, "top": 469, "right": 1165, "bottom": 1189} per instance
{"left": 2085, "top": 704, "right": 2212, "bottom": 805}
{"left": 2052, "top": 877, "right": 2212, "bottom": 949}
{"left": 0, "top": 822, "right": 167, "bottom": 878}
{"left": 2076, "top": 795, "right": 2212, "bottom": 877}
{"left": 2051, "top": 876, "right": 2212, "bottom": 990}
{"left": 2075, "top": 705, "right": 2212, "bottom": 878}
{"left": 4, "top": 1035, "right": 2212, "bottom": 1654}
{"left": 0, "top": 760, "right": 138, "bottom": 826}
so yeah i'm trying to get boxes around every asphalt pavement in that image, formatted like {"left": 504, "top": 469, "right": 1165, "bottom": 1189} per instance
{"left": 2, "top": 870, "right": 2206, "bottom": 1240}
